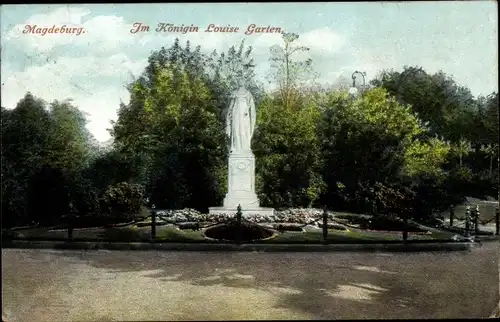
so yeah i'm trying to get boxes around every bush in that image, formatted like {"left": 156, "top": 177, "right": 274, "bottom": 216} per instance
{"left": 101, "top": 182, "right": 145, "bottom": 223}
{"left": 372, "top": 181, "right": 416, "bottom": 217}
{"left": 410, "top": 172, "right": 462, "bottom": 222}
{"left": 443, "top": 167, "right": 473, "bottom": 201}
{"left": 470, "top": 171, "right": 499, "bottom": 199}
{"left": 1, "top": 229, "right": 19, "bottom": 241}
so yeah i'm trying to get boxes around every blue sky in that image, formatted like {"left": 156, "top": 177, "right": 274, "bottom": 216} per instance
{"left": 1, "top": 2, "right": 497, "bottom": 142}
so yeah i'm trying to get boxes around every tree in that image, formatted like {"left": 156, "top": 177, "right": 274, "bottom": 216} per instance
{"left": 451, "top": 137, "right": 473, "bottom": 167}
{"left": 372, "top": 67, "right": 498, "bottom": 199}
{"left": 112, "top": 49, "right": 227, "bottom": 211}
{"left": 252, "top": 95, "right": 324, "bottom": 208}
{"left": 316, "top": 87, "right": 450, "bottom": 215}
{"left": 110, "top": 38, "right": 267, "bottom": 211}
{"left": 84, "top": 150, "right": 145, "bottom": 194}
{"left": 371, "top": 66, "right": 477, "bottom": 143}
{"left": 206, "top": 40, "right": 260, "bottom": 94}
{"left": 268, "top": 32, "right": 315, "bottom": 108}
{"left": 47, "top": 99, "right": 94, "bottom": 173}
{"left": 1, "top": 93, "right": 100, "bottom": 227}
{"left": 480, "top": 143, "right": 498, "bottom": 176}
{"left": 138, "top": 38, "right": 263, "bottom": 123}
{"left": 403, "top": 137, "right": 450, "bottom": 177}
{"left": 477, "top": 92, "right": 499, "bottom": 147}
{"left": 1, "top": 93, "right": 53, "bottom": 226}
{"left": 251, "top": 35, "right": 324, "bottom": 208}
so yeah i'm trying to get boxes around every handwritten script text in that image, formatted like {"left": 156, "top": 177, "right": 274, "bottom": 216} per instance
{"left": 23, "top": 25, "right": 85, "bottom": 36}
{"left": 130, "top": 23, "right": 283, "bottom": 35}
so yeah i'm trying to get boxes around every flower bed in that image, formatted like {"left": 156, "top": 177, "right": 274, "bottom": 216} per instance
{"left": 203, "top": 222, "right": 275, "bottom": 242}
{"left": 155, "top": 208, "right": 329, "bottom": 225}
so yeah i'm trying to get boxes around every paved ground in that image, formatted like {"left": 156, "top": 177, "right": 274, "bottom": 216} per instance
{"left": 2, "top": 243, "right": 499, "bottom": 321}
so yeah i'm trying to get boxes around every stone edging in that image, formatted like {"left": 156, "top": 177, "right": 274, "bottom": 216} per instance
{"left": 199, "top": 222, "right": 280, "bottom": 243}
{"left": 1, "top": 240, "right": 478, "bottom": 252}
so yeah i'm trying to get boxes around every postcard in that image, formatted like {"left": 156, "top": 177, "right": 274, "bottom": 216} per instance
{"left": 1, "top": 2, "right": 498, "bottom": 321}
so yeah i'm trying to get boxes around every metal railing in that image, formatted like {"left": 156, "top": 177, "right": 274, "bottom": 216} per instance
{"left": 5, "top": 204, "right": 497, "bottom": 244}
{"left": 448, "top": 205, "right": 499, "bottom": 236}
{"left": 151, "top": 205, "right": 327, "bottom": 243}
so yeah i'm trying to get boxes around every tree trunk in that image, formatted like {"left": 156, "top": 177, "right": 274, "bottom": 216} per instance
{"left": 285, "top": 54, "right": 290, "bottom": 108}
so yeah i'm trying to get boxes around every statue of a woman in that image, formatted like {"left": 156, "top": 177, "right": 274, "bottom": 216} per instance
{"left": 226, "top": 87, "right": 256, "bottom": 154}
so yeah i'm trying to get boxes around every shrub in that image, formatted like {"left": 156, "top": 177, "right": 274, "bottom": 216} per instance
{"left": 372, "top": 181, "right": 416, "bottom": 218}
{"left": 101, "top": 182, "right": 145, "bottom": 223}
{"left": 470, "top": 171, "right": 499, "bottom": 199}
{"left": 1, "top": 229, "right": 19, "bottom": 241}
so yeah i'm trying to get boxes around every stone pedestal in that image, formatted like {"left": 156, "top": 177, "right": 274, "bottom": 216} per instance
{"left": 209, "top": 151, "right": 274, "bottom": 217}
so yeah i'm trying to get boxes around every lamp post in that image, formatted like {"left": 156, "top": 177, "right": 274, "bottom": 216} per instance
{"left": 349, "top": 70, "right": 367, "bottom": 97}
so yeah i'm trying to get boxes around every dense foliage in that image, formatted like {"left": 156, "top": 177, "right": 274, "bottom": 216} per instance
{"left": 2, "top": 34, "right": 498, "bottom": 228}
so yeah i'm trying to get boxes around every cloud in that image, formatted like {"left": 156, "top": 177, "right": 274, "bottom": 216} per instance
{"left": 5, "top": 7, "right": 91, "bottom": 51}
{"left": 5, "top": 7, "right": 147, "bottom": 54}
{"left": 77, "top": 87, "right": 130, "bottom": 142}
{"left": 299, "top": 27, "right": 346, "bottom": 55}
{"left": 1, "top": 54, "right": 146, "bottom": 103}
{"left": 1, "top": 6, "right": 350, "bottom": 142}
{"left": 1, "top": 54, "right": 146, "bottom": 142}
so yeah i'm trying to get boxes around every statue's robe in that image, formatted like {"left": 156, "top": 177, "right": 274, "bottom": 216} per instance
{"left": 226, "top": 87, "right": 256, "bottom": 154}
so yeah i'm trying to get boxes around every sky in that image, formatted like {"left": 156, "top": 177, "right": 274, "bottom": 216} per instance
{"left": 1, "top": 2, "right": 498, "bottom": 142}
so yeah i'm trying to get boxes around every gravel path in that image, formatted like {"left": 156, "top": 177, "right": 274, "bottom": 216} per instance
{"left": 2, "top": 243, "right": 499, "bottom": 321}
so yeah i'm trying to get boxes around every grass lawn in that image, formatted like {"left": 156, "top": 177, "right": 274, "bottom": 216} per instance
{"left": 4, "top": 223, "right": 456, "bottom": 244}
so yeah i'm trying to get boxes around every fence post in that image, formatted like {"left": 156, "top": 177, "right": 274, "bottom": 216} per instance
{"left": 68, "top": 221, "right": 73, "bottom": 242}
{"left": 236, "top": 205, "right": 242, "bottom": 244}
{"left": 322, "top": 207, "right": 328, "bottom": 244}
{"left": 449, "top": 206, "right": 454, "bottom": 227}
{"left": 67, "top": 202, "right": 74, "bottom": 242}
{"left": 474, "top": 205, "right": 480, "bottom": 235}
{"left": 465, "top": 206, "right": 471, "bottom": 237}
{"left": 150, "top": 205, "right": 156, "bottom": 242}
{"left": 402, "top": 216, "right": 408, "bottom": 242}
{"left": 495, "top": 207, "right": 499, "bottom": 236}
